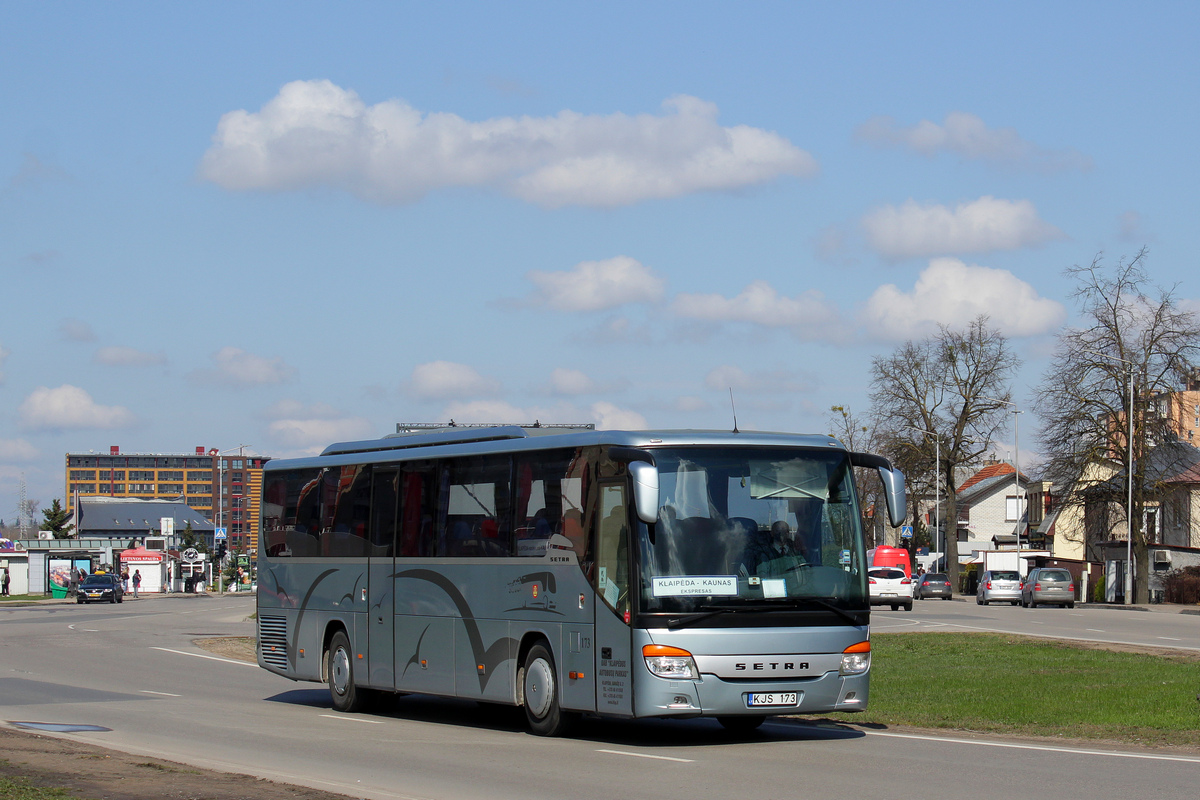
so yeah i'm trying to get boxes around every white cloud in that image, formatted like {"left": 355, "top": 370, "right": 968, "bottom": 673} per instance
{"left": 1117, "top": 210, "right": 1149, "bottom": 242}
{"left": 856, "top": 112, "right": 1092, "bottom": 172}
{"left": 95, "top": 346, "right": 167, "bottom": 367}
{"left": 527, "top": 256, "right": 665, "bottom": 311}
{"left": 704, "top": 365, "right": 815, "bottom": 394}
{"left": 60, "top": 318, "right": 96, "bottom": 342}
{"left": 861, "top": 196, "right": 1065, "bottom": 260}
{"left": 672, "top": 280, "right": 842, "bottom": 339}
{"left": 546, "top": 368, "right": 597, "bottom": 396}
{"left": 268, "top": 418, "right": 374, "bottom": 450}
{"left": 862, "top": 257, "right": 1067, "bottom": 340}
{"left": 409, "top": 361, "right": 500, "bottom": 400}
{"left": 199, "top": 81, "right": 816, "bottom": 208}
{"left": 440, "top": 399, "right": 531, "bottom": 424}
{"left": 590, "top": 402, "right": 648, "bottom": 430}
{"left": 263, "top": 400, "right": 374, "bottom": 454}
{"left": 438, "top": 398, "right": 647, "bottom": 430}
{"left": 673, "top": 396, "right": 710, "bottom": 413}
{"left": 200, "top": 347, "right": 296, "bottom": 386}
{"left": 0, "top": 438, "right": 39, "bottom": 462}
{"left": 18, "top": 385, "right": 136, "bottom": 431}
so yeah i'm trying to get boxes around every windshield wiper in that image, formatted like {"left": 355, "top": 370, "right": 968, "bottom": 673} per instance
{"left": 792, "top": 596, "right": 865, "bottom": 625}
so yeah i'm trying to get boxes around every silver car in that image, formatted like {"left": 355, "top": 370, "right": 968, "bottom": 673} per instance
{"left": 1021, "top": 567, "right": 1076, "bottom": 609}
{"left": 976, "top": 569, "right": 1022, "bottom": 605}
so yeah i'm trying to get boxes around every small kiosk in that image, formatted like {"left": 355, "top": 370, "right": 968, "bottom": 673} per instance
{"left": 118, "top": 546, "right": 166, "bottom": 594}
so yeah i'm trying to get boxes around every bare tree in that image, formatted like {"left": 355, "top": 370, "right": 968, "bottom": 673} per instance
{"left": 827, "top": 404, "right": 886, "bottom": 549}
{"left": 870, "top": 316, "right": 1021, "bottom": 589}
{"left": 1034, "top": 249, "right": 1200, "bottom": 603}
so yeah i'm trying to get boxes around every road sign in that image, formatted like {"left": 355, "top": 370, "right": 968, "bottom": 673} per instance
{"left": 900, "top": 525, "right": 913, "bottom": 539}
{"left": 214, "top": 527, "right": 227, "bottom": 540}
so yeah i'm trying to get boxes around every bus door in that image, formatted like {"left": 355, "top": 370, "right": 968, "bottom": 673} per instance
{"left": 367, "top": 467, "right": 400, "bottom": 689}
{"left": 593, "top": 482, "right": 634, "bottom": 716}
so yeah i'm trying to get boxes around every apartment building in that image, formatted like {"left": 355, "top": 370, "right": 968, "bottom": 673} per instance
{"left": 64, "top": 445, "right": 270, "bottom": 553}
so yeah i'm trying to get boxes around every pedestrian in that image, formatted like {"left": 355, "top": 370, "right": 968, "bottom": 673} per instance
{"left": 166, "top": 565, "right": 172, "bottom": 593}
{"left": 121, "top": 568, "right": 129, "bottom": 592}
{"left": 1, "top": 567, "right": 9, "bottom": 596}
{"left": 132, "top": 569, "right": 141, "bottom": 599}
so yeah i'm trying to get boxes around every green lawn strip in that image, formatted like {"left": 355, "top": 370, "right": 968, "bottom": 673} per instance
{"left": 822, "top": 633, "right": 1200, "bottom": 747}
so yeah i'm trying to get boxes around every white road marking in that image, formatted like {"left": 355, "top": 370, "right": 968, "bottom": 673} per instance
{"left": 318, "top": 714, "right": 385, "bottom": 724}
{"left": 1157, "top": 637, "right": 1182, "bottom": 641}
{"left": 1086, "top": 629, "right": 1106, "bottom": 633}
{"left": 596, "top": 749, "right": 694, "bottom": 763}
{"left": 150, "top": 647, "right": 257, "bottom": 667}
{"left": 140, "top": 690, "right": 183, "bottom": 697}
{"left": 847, "top": 727, "right": 1200, "bottom": 763}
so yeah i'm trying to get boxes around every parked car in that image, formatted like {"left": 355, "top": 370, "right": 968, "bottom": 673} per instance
{"left": 76, "top": 573, "right": 123, "bottom": 604}
{"left": 868, "top": 567, "right": 913, "bottom": 611}
{"left": 1021, "top": 567, "right": 1076, "bottom": 609}
{"left": 915, "top": 572, "right": 953, "bottom": 600}
{"left": 977, "top": 569, "right": 1022, "bottom": 605}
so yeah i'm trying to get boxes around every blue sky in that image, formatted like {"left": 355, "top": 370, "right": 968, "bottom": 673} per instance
{"left": 3, "top": 1, "right": 1199, "bottom": 520}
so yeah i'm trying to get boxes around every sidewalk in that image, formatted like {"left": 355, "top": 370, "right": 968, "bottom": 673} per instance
{"left": 0, "top": 589, "right": 221, "bottom": 606}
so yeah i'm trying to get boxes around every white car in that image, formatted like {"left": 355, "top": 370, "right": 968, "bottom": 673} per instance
{"left": 868, "top": 567, "right": 913, "bottom": 611}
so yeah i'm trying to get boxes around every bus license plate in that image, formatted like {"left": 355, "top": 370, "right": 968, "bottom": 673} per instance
{"left": 747, "top": 692, "right": 797, "bottom": 707}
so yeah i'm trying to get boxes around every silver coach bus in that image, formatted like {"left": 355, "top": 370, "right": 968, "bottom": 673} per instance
{"left": 255, "top": 425, "right": 905, "bottom": 735}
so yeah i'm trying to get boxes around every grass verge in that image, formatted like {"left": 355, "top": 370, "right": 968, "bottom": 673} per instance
{"left": 0, "top": 770, "right": 75, "bottom": 799}
{"left": 821, "top": 633, "right": 1200, "bottom": 748}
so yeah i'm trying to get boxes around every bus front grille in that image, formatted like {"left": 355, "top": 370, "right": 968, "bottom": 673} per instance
{"left": 258, "top": 615, "right": 289, "bottom": 669}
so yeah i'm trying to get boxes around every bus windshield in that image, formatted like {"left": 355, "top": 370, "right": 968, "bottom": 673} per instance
{"left": 639, "top": 447, "right": 867, "bottom": 613}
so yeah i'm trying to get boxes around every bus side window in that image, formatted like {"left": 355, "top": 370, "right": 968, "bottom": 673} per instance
{"left": 369, "top": 468, "right": 399, "bottom": 557}
{"left": 595, "top": 484, "right": 629, "bottom": 619}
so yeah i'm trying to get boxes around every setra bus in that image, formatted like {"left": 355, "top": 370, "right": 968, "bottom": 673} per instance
{"left": 255, "top": 424, "right": 905, "bottom": 735}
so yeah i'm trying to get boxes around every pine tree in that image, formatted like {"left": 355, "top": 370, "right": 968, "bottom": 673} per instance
{"left": 39, "top": 499, "right": 75, "bottom": 539}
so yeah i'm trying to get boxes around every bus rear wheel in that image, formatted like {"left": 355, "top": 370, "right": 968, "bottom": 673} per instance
{"left": 522, "top": 643, "right": 573, "bottom": 736}
{"left": 327, "top": 630, "right": 365, "bottom": 713}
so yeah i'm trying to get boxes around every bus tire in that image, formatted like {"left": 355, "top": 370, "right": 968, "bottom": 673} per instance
{"left": 719, "top": 716, "right": 765, "bottom": 735}
{"left": 327, "top": 630, "right": 365, "bottom": 713}
{"left": 522, "top": 643, "right": 572, "bottom": 736}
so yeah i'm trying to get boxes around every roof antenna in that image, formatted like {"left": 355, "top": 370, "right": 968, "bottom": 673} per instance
{"left": 729, "top": 387, "right": 739, "bottom": 434}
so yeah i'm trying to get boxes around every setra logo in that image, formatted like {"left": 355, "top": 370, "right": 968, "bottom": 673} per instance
{"left": 734, "top": 662, "right": 807, "bottom": 671}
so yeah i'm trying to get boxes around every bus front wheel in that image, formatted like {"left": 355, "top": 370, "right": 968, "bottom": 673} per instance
{"left": 522, "top": 643, "right": 573, "bottom": 736}
{"left": 327, "top": 630, "right": 365, "bottom": 713}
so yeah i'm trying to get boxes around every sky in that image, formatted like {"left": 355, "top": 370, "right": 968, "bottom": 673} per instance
{"left": 3, "top": 1, "right": 1199, "bottom": 522}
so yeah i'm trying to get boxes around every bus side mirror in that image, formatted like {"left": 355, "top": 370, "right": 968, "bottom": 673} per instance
{"left": 628, "top": 461, "right": 659, "bottom": 524}
{"left": 849, "top": 451, "right": 907, "bottom": 529}
{"left": 877, "top": 467, "right": 906, "bottom": 529}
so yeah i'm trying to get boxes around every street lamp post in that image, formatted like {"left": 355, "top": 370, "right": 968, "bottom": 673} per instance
{"left": 1012, "top": 408, "right": 1023, "bottom": 573}
{"left": 210, "top": 445, "right": 250, "bottom": 594}
{"left": 906, "top": 426, "right": 941, "bottom": 568}
{"left": 1086, "top": 351, "right": 1136, "bottom": 605}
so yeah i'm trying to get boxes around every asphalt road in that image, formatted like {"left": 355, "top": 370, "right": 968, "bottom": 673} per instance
{"left": 2, "top": 594, "right": 1198, "bottom": 800}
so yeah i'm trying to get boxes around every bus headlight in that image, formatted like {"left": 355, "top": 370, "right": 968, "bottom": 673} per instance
{"left": 643, "top": 645, "right": 699, "bottom": 680}
{"left": 840, "top": 641, "right": 871, "bottom": 676}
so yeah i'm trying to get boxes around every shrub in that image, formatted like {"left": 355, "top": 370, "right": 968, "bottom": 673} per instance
{"left": 1160, "top": 565, "right": 1200, "bottom": 605}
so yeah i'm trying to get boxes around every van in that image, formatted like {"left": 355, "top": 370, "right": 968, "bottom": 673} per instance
{"left": 870, "top": 545, "right": 911, "bottom": 578}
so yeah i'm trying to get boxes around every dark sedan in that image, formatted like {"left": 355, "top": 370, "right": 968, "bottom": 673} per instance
{"left": 76, "top": 574, "right": 124, "bottom": 604}
{"left": 915, "top": 572, "right": 953, "bottom": 600}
